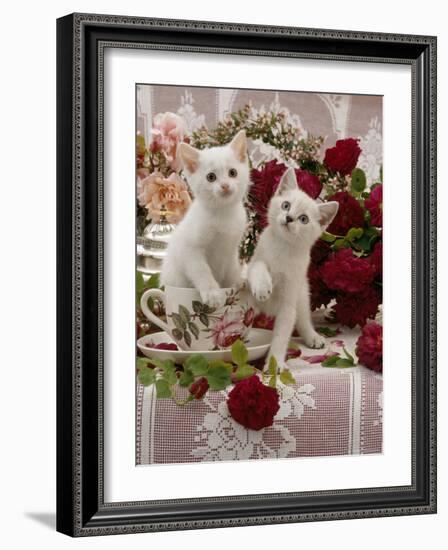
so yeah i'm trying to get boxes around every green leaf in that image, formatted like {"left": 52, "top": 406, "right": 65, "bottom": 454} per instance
{"left": 192, "top": 300, "right": 203, "bottom": 314}
{"left": 178, "top": 368, "right": 194, "bottom": 388}
{"left": 208, "top": 360, "right": 233, "bottom": 372}
{"left": 235, "top": 365, "right": 255, "bottom": 381}
{"left": 136, "top": 357, "right": 152, "bottom": 370}
{"left": 199, "top": 313, "right": 209, "bottom": 327}
{"left": 161, "top": 360, "right": 177, "bottom": 385}
{"left": 342, "top": 347, "right": 355, "bottom": 364}
{"left": 268, "top": 355, "right": 278, "bottom": 376}
{"left": 333, "top": 238, "right": 348, "bottom": 250}
{"left": 321, "top": 232, "right": 337, "bottom": 243}
{"left": 136, "top": 271, "right": 145, "bottom": 294}
{"left": 346, "top": 227, "right": 364, "bottom": 242}
{"left": 279, "top": 369, "right": 296, "bottom": 385}
{"left": 155, "top": 379, "right": 172, "bottom": 398}
{"left": 188, "top": 322, "right": 200, "bottom": 340}
{"left": 138, "top": 366, "right": 156, "bottom": 386}
{"left": 206, "top": 364, "right": 232, "bottom": 390}
{"left": 321, "top": 355, "right": 339, "bottom": 367}
{"left": 351, "top": 168, "right": 367, "bottom": 193}
{"left": 231, "top": 339, "right": 248, "bottom": 367}
{"left": 316, "top": 326, "right": 339, "bottom": 338}
{"left": 184, "top": 354, "right": 209, "bottom": 376}
{"left": 268, "top": 374, "right": 277, "bottom": 388}
{"left": 147, "top": 272, "right": 160, "bottom": 289}
{"left": 335, "top": 358, "right": 355, "bottom": 368}
{"left": 178, "top": 305, "right": 191, "bottom": 324}
{"left": 184, "top": 330, "right": 192, "bottom": 347}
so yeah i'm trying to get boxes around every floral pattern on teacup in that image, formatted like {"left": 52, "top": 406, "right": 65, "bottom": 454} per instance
{"left": 168, "top": 288, "right": 254, "bottom": 350}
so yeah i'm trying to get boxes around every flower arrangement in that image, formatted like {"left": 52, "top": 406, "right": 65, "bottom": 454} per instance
{"left": 136, "top": 103, "right": 383, "bottom": 430}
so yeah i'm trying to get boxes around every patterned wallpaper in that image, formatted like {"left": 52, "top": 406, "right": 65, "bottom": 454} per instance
{"left": 137, "top": 84, "right": 382, "bottom": 184}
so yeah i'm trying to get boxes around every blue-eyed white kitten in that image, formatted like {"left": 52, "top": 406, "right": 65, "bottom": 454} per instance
{"left": 247, "top": 168, "right": 339, "bottom": 366}
{"left": 161, "top": 130, "right": 249, "bottom": 309}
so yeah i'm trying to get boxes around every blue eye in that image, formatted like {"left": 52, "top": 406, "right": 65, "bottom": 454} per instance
{"left": 298, "top": 214, "right": 309, "bottom": 224}
{"left": 281, "top": 201, "right": 290, "bottom": 211}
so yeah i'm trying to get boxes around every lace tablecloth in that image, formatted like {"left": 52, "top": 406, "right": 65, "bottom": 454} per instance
{"left": 136, "top": 322, "right": 383, "bottom": 465}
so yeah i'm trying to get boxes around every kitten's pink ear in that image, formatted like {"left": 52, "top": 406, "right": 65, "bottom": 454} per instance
{"left": 177, "top": 142, "right": 200, "bottom": 173}
{"left": 229, "top": 130, "right": 247, "bottom": 162}
{"left": 318, "top": 201, "right": 339, "bottom": 229}
{"left": 276, "top": 168, "right": 297, "bottom": 195}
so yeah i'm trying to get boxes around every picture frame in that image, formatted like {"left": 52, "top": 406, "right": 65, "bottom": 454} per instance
{"left": 56, "top": 13, "right": 437, "bottom": 536}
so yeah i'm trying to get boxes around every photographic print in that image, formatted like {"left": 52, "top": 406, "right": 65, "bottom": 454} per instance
{"left": 135, "top": 85, "right": 383, "bottom": 465}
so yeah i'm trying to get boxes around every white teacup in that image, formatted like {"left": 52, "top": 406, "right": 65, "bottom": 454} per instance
{"left": 140, "top": 286, "right": 255, "bottom": 351}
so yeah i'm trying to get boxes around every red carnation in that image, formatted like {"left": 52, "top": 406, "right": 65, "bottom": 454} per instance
{"left": 311, "top": 238, "right": 332, "bottom": 266}
{"left": 365, "top": 184, "right": 383, "bottom": 227}
{"left": 227, "top": 375, "right": 280, "bottom": 431}
{"left": 321, "top": 248, "right": 375, "bottom": 293}
{"left": 356, "top": 322, "right": 383, "bottom": 372}
{"left": 250, "top": 160, "right": 322, "bottom": 228}
{"left": 326, "top": 191, "right": 365, "bottom": 236}
{"left": 295, "top": 169, "right": 323, "bottom": 200}
{"left": 333, "top": 286, "right": 381, "bottom": 328}
{"left": 189, "top": 377, "right": 209, "bottom": 399}
{"left": 309, "top": 264, "right": 335, "bottom": 310}
{"left": 369, "top": 241, "right": 383, "bottom": 279}
{"left": 324, "top": 138, "right": 361, "bottom": 176}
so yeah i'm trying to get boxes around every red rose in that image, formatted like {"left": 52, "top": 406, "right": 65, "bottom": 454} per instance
{"left": 365, "top": 184, "right": 383, "bottom": 227}
{"left": 369, "top": 241, "right": 382, "bottom": 279}
{"left": 250, "top": 160, "right": 322, "bottom": 228}
{"left": 227, "top": 375, "right": 280, "bottom": 431}
{"left": 189, "top": 377, "right": 209, "bottom": 399}
{"left": 326, "top": 191, "right": 365, "bottom": 236}
{"left": 356, "top": 322, "right": 383, "bottom": 372}
{"left": 333, "top": 286, "right": 381, "bottom": 328}
{"left": 321, "top": 248, "right": 375, "bottom": 293}
{"left": 324, "top": 138, "right": 361, "bottom": 176}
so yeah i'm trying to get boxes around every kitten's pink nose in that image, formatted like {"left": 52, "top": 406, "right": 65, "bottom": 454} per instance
{"left": 221, "top": 183, "right": 230, "bottom": 194}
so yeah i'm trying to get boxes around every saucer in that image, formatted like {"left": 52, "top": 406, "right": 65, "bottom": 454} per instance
{"left": 137, "top": 328, "right": 272, "bottom": 364}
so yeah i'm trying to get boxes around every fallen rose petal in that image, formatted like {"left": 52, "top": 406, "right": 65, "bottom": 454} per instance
{"left": 301, "top": 352, "right": 338, "bottom": 364}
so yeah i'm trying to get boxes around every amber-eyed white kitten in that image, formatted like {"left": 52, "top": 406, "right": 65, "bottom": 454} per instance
{"left": 161, "top": 130, "right": 249, "bottom": 308}
{"left": 247, "top": 168, "right": 339, "bottom": 366}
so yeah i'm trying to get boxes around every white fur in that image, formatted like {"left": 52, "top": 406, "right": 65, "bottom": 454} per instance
{"left": 247, "top": 168, "right": 339, "bottom": 366}
{"left": 161, "top": 131, "right": 250, "bottom": 308}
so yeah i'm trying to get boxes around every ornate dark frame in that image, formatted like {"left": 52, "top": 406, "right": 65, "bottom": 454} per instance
{"left": 56, "top": 13, "right": 437, "bottom": 537}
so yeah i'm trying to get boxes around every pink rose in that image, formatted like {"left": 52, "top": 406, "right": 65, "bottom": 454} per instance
{"left": 151, "top": 112, "right": 187, "bottom": 171}
{"left": 137, "top": 172, "right": 191, "bottom": 224}
{"left": 210, "top": 311, "right": 246, "bottom": 349}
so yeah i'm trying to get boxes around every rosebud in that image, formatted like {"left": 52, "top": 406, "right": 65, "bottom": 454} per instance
{"left": 189, "top": 377, "right": 209, "bottom": 399}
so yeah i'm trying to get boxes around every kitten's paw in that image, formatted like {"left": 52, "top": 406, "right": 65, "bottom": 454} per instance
{"left": 250, "top": 277, "right": 273, "bottom": 302}
{"left": 200, "top": 289, "right": 226, "bottom": 310}
{"left": 303, "top": 332, "right": 326, "bottom": 349}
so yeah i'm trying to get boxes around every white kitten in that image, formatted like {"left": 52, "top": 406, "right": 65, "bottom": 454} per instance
{"left": 247, "top": 168, "right": 339, "bottom": 366}
{"left": 161, "top": 130, "right": 250, "bottom": 308}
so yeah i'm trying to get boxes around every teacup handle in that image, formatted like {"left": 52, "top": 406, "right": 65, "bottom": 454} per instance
{"left": 140, "top": 289, "right": 171, "bottom": 335}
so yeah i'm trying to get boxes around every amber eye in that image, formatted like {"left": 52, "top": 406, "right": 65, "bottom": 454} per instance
{"left": 206, "top": 172, "right": 217, "bottom": 182}
{"left": 228, "top": 168, "right": 238, "bottom": 178}
{"left": 298, "top": 214, "right": 309, "bottom": 224}
{"left": 281, "top": 201, "right": 291, "bottom": 211}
